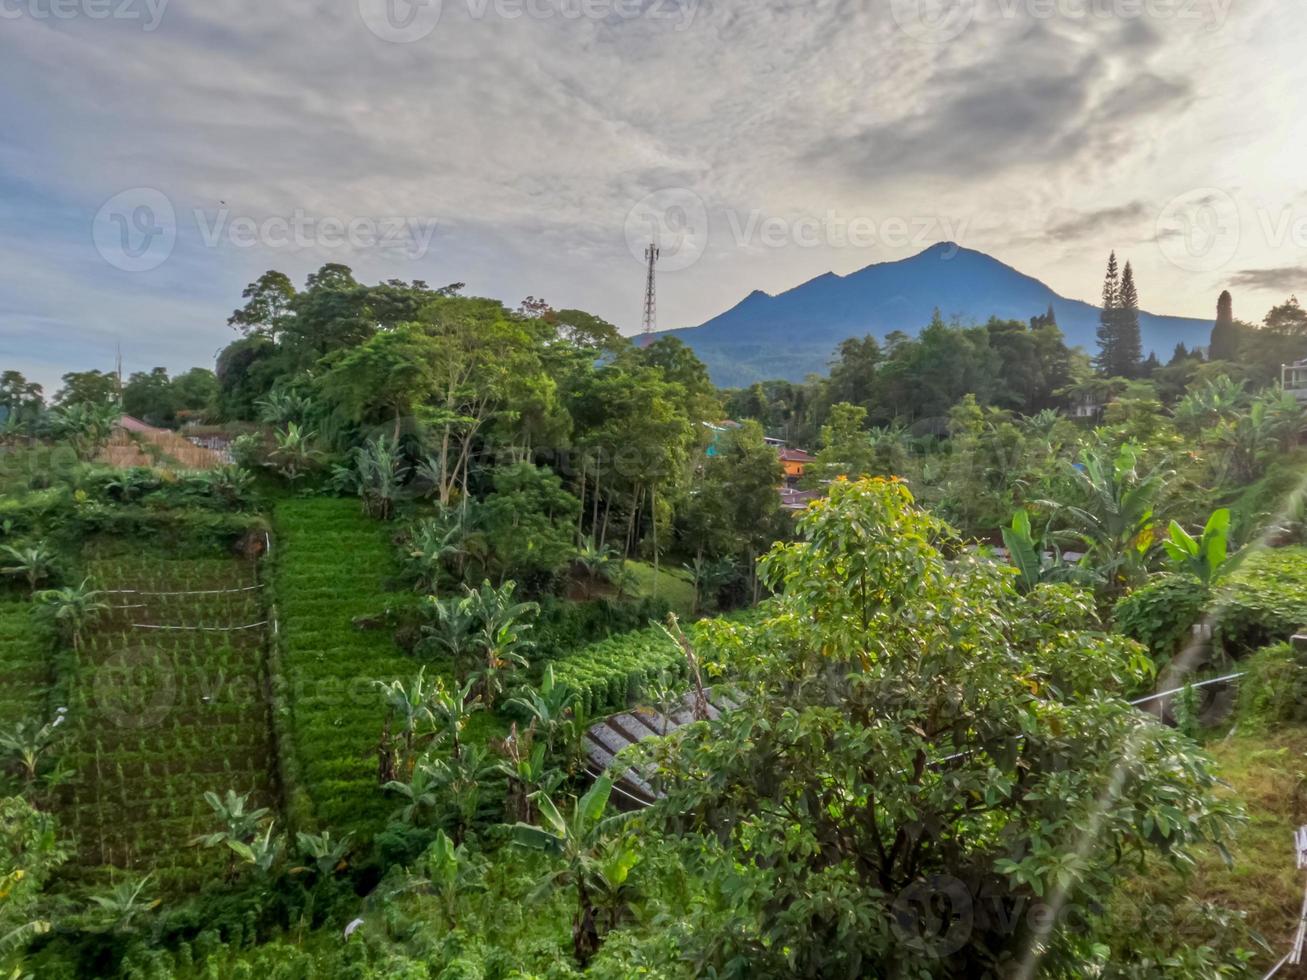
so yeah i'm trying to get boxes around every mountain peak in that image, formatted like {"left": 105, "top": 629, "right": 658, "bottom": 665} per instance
{"left": 661, "top": 245, "right": 1212, "bottom": 388}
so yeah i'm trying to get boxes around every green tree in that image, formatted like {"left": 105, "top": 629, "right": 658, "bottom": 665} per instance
{"left": 121, "top": 367, "right": 178, "bottom": 426}
{"left": 649, "top": 478, "right": 1238, "bottom": 976}
{"left": 805, "top": 402, "right": 874, "bottom": 485}
{"left": 699, "top": 420, "right": 784, "bottom": 601}
{"left": 1116, "top": 260, "right": 1143, "bottom": 375}
{"left": 1095, "top": 251, "right": 1121, "bottom": 376}
{"left": 228, "top": 270, "right": 297, "bottom": 341}
{"left": 0, "top": 372, "right": 43, "bottom": 424}
{"left": 1, "top": 797, "right": 67, "bottom": 974}
{"left": 476, "top": 463, "right": 581, "bottom": 585}
{"left": 54, "top": 369, "right": 118, "bottom": 408}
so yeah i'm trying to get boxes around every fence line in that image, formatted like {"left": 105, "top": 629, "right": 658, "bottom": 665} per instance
{"left": 104, "top": 584, "right": 265, "bottom": 597}
{"left": 130, "top": 621, "right": 270, "bottom": 632}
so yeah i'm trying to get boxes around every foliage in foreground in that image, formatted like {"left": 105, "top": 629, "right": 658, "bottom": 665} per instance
{"left": 645, "top": 478, "right": 1248, "bottom": 977}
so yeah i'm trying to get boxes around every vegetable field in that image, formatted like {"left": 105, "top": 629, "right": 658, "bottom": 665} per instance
{"left": 55, "top": 554, "right": 276, "bottom": 886}
{"left": 551, "top": 626, "right": 685, "bottom": 717}
{"left": 0, "top": 599, "right": 52, "bottom": 729}
{"left": 272, "top": 498, "right": 418, "bottom": 837}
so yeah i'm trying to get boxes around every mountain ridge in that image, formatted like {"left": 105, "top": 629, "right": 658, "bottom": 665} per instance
{"left": 659, "top": 243, "right": 1213, "bottom": 388}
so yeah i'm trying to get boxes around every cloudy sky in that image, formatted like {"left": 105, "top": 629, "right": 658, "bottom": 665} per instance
{"left": 2, "top": 0, "right": 1305, "bottom": 395}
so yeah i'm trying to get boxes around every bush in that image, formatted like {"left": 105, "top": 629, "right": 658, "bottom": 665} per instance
{"left": 532, "top": 596, "right": 670, "bottom": 662}
{"left": 1234, "top": 641, "right": 1307, "bottom": 728}
{"left": 1214, "top": 548, "right": 1307, "bottom": 655}
{"left": 1114, "top": 574, "right": 1210, "bottom": 666}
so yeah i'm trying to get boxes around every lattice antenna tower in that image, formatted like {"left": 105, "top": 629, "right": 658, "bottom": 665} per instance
{"left": 641, "top": 242, "right": 660, "bottom": 340}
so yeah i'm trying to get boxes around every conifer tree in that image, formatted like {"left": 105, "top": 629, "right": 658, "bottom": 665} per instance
{"left": 1116, "top": 261, "right": 1143, "bottom": 375}
{"left": 1094, "top": 252, "right": 1120, "bottom": 375}
{"left": 1208, "top": 290, "right": 1240, "bottom": 362}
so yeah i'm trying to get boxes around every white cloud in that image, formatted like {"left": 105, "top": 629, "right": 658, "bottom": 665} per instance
{"left": 1, "top": 0, "right": 1305, "bottom": 392}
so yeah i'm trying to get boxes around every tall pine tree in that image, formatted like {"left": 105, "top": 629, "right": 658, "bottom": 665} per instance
{"left": 1209, "top": 290, "right": 1240, "bottom": 361}
{"left": 1116, "top": 261, "right": 1142, "bottom": 376}
{"left": 1094, "top": 252, "right": 1120, "bottom": 375}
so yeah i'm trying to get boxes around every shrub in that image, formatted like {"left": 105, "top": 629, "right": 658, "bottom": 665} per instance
{"left": 547, "top": 627, "right": 685, "bottom": 718}
{"left": 1232, "top": 642, "right": 1307, "bottom": 729}
{"left": 532, "top": 597, "right": 670, "bottom": 662}
{"left": 1114, "top": 574, "right": 1210, "bottom": 666}
{"left": 1215, "top": 547, "right": 1307, "bottom": 655}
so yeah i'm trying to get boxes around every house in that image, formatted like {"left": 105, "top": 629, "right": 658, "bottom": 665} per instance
{"left": 1283, "top": 360, "right": 1307, "bottom": 404}
{"left": 778, "top": 447, "right": 814, "bottom": 483}
{"left": 779, "top": 487, "right": 820, "bottom": 512}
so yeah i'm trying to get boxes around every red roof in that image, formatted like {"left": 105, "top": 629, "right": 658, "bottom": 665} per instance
{"left": 117, "top": 414, "right": 162, "bottom": 434}
{"left": 778, "top": 448, "right": 814, "bottom": 462}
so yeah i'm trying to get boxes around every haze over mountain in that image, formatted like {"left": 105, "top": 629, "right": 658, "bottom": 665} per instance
{"left": 660, "top": 243, "right": 1214, "bottom": 388}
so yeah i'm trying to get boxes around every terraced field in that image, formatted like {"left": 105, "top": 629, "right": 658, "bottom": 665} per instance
{"left": 0, "top": 598, "right": 53, "bottom": 728}
{"left": 272, "top": 498, "right": 418, "bottom": 837}
{"left": 55, "top": 554, "right": 276, "bottom": 886}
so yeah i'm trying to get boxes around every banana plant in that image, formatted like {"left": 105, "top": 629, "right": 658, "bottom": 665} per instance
{"left": 33, "top": 579, "right": 106, "bottom": 652}
{"left": 505, "top": 665, "right": 578, "bottom": 757}
{"left": 267, "top": 422, "right": 322, "bottom": 484}
{"left": 86, "top": 874, "right": 161, "bottom": 933}
{"left": 512, "top": 775, "right": 640, "bottom": 967}
{"left": 418, "top": 830, "right": 486, "bottom": 929}
{"left": 999, "top": 509, "right": 1088, "bottom": 593}
{"left": 1162, "top": 508, "right": 1245, "bottom": 585}
{"left": 227, "top": 822, "right": 285, "bottom": 876}
{"left": 1, "top": 543, "right": 56, "bottom": 594}
{"left": 292, "top": 830, "right": 354, "bottom": 878}
{"left": 1044, "top": 443, "right": 1169, "bottom": 593}
{"left": 0, "top": 713, "right": 64, "bottom": 788}
{"left": 495, "top": 728, "right": 565, "bottom": 823}
{"left": 382, "top": 760, "right": 444, "bottom": 826}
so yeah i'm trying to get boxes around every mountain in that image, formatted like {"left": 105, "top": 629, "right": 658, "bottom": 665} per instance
{"left": 659, "top": 243, "right": 1213, "bottom": 388}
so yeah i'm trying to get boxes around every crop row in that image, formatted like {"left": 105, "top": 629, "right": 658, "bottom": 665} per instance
{"left": 0, "top": 600, "right": 52, "bottom": 727}
{"left": 54, "top": 554, "right": 278, "bottom": 880}
{"left": 272, "top": 498, "right": 416, "bottom": 838}
{"left": 550, "top": 626, "right": 686, "bottom": 718}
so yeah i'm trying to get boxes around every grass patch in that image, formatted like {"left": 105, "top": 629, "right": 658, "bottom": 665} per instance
{"left": 1110, "top": 723, "right": 1307, "bottom": 972}
{"left": 624, "top": 561, "right": 697, "bottom": 620}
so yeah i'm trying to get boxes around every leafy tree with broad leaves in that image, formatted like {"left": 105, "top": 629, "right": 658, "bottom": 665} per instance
{"left": 53, "top": 370, "right": 118, "bottom": 408}
{"left": 1, "top": 543, "right": 56, "bottom": 594}
{"left": 34, "top": 579, "right": 106, "bottom": 653}
{"left": 512, "top": 775, "right": 641, "bottom": 967}
{"left": 1162, "top": 508, "right": 1244, "bottom": 585}
{"left": 475, "top": 463, "right": 581, "bottom": 586}
{"left": 1, "top": 796, "right": 67, "bottom": 974}
{"left": 645, "top": 478, "right": 1240, "bottom": 977}
{"left": 50, "top": 402, "right": 120, "bottom": 461}
{"left": 1044, "top": 443, "right": 1170, "bottom": 595}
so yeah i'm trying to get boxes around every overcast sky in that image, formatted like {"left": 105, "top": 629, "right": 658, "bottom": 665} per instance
{"left": 2, "top": 0, "right": 1305, "bottom": 395}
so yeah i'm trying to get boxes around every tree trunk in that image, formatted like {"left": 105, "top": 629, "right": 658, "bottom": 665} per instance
{"left": 650, "top": 484, "right": 659, "bottom": 597}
